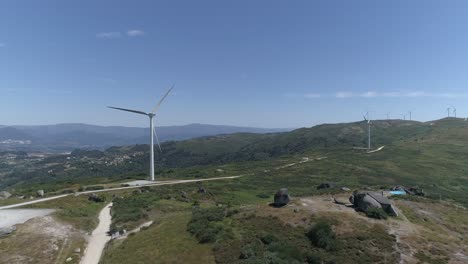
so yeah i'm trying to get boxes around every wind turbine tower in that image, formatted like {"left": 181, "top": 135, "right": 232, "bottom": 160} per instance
{"left": 108, "top": 86, "right": 174, "bottom": 181}
{"left": 450, "top": 105, "right": 457, "bottom": 118}
{"left": 408, "top": 111, "right": 412, "bottom": 121}
{"left": 363, "top": 112, "right": 371, "bottom": 151}
{"left": 447, "top": 107, "right": 451, "bottom": 117}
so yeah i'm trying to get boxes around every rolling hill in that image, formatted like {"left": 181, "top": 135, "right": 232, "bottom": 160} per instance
{"left": 0, "top": 123, "right": 290, "bottom": 152}
{"left": 2, "top": 118, "right": 468, "bottom": 206}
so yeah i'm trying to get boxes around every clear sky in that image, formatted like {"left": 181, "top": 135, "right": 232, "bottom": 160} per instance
{"left": 2, "top": 0, "right": 468, "bottom": 128}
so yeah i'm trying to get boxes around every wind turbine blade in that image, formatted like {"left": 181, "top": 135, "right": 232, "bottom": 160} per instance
{"left": 153, "top": 126, "right": 162, "bottom": 152}
{"left": 152, "top": 85, "right": 174, "bottom": 114}
{"left": 363, "top": 115, "right": 367, "bottom": 121}
{"left": 108, "top": 106, "right": 148, "bottom": 116}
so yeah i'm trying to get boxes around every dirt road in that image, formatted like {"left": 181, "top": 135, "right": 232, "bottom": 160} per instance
{"left": 80, "top": 202, "right": 113, "bottom": 264}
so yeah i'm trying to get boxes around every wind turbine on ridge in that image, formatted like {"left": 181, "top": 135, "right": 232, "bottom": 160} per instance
{"left": 449, "top": 105, "right": 457, "bottom": 118}
{"left": 108, "top": 85, "right": 174, "bottom": 181}
{"left": 363, "top": 112, "right": 371, "bottom": 151}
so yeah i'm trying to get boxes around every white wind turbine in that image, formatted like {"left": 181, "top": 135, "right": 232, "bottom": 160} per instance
{"left": 108, "top": 86, "right": 174, "bottom": 181}
{"left": 363, "top": 112, "right": 371, "bottom": 151}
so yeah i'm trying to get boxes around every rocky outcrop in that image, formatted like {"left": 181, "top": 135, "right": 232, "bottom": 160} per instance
{"left": 0, "top": 226, "right": 16, "bottom": 237}
{"left": 349, "top": 191, "right": 398, "bottom": 216}
{"left": 274, "top": 188, "right": 290, "bottom": 207}
{"left": 37, "top": 190, "right": 44, "bottom": 197}
{"left": 0, "top": 191, "right": 11, "bottom": 200}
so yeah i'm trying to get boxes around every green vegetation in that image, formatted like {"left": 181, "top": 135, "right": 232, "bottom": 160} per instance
{"left": 364, "top": 207, "right": 388, "bottom": 220}
{"left": 102, "top": 213, "right": 216, "bottom": 264}
{"left": 187, "top": 207, "right": 232, "bottom": 243}
{"left": 306, "top": 221, "right": 337, "bottom": 251}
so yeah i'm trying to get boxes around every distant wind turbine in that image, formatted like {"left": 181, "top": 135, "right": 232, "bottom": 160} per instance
{"left": 363, "top": 112, "right": 371, "bottom": 151}
{"left": 447, "top": 107, "right": 451, "bottom": 117}
{"left": 450, "top": 105, "right": 457, "bottom": 118}
{"left": 108, "top": 85, "right": 174, "bottom": 181}
{"left": 408, "top": 110, "right": 412, "bottom": 121}
{"left": 386, "top": 112, "right": 390, "bottom": 120}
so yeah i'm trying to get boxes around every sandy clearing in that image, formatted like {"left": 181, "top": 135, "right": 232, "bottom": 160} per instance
{"left": 80, "top": 202, "right": 113, "bottom": 264}
{"left": 0, "top": 209, "right": 55, "bottom": 228}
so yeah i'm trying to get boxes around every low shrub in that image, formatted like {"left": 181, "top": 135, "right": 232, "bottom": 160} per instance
{"left": 365, "top": 207, "right": 388, "bottom": 220}
{"left": 187, "top": 207, "right": 227, "bottom": 243}
{"left": 307, "top": 221, "right": 337, "bottom": 251}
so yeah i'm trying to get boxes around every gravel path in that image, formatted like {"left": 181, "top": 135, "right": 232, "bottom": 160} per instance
{"left": 80, "top": 202, "right": 113, "bottom": 264}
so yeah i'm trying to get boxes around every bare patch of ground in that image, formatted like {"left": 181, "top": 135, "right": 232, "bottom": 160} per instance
{"left": 0, "top": 215, "right": 84, "bottom": 264}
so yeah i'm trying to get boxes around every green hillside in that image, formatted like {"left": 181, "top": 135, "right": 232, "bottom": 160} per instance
{"left": 2, "top": 118, "right": 468, "bottom": 206}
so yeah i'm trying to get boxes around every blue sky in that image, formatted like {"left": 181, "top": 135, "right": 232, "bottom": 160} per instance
{"left": 1, "top": 0, "right": 468, "bottom": 128}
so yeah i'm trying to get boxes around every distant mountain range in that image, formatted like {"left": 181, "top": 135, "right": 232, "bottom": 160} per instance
{"left": 0, "top": 123, "right": 291, "bottom": 152}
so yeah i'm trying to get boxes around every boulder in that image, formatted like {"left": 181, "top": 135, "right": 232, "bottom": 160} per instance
{"left": 341, "top": 187, "right": 351, "bottom": 191}
{"left": 273, "top": 188, "right": 290, "bottom": 207}
{"left": 0, "top": 226, "right": 16, "bottom": 237}
{"left": 198, "top": 187, "right": 207, "bottom": 194}
{"left": 180, "top": 191, "right": 188, "bottom": 199}
{"left": 317, "top": 183, "right": 334, "bottom": 190}
{"left": 74, "top": 247, "right": 81, "bottom": 253}
{"left": 37, "top": 190, "right": 44, "bottom": 197}
{"left": 406, "top": 187, "right": 425, "bottom": 196}
{"left": 0, "top": 191, "right": 12, "bottom": 200}
{"left": 349, "top": 191, "right": 398, "bottom": 216}
{"left": 88, "top": 193, "right": 105, "bottom": 203}
{"left": 333, "top": 197, "right": 348, "bottom": 205}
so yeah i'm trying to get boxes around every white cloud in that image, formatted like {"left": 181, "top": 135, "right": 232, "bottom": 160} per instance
{"left": 298, "top": 90, "right": 468, "bottom": 100}
{"left": 333, "top": 90, "right": 468, "bottom": 99}
{"left": 126, "top": 30, "right": 145, "bottom": 37}
{"left": 361, "top": 91, "right": 378, "bottom": 98}
{"left": 304, "top": 93, "right": 321, "bottom": 98}
{"left": 406, "top": 91, "right": 426, "bottom": 97}
{"left": 381, "top": 92, "right": 401, "bottom": 97}
{"left": 335, "top": 92, "right": 354, "bottom": 98}
{"left": 96, "top": 32, "right": 122, "bottom": 39}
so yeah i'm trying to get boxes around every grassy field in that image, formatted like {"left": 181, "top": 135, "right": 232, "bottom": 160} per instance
{"left": 101, "top": 212, "right": 215, "bottom": 264}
